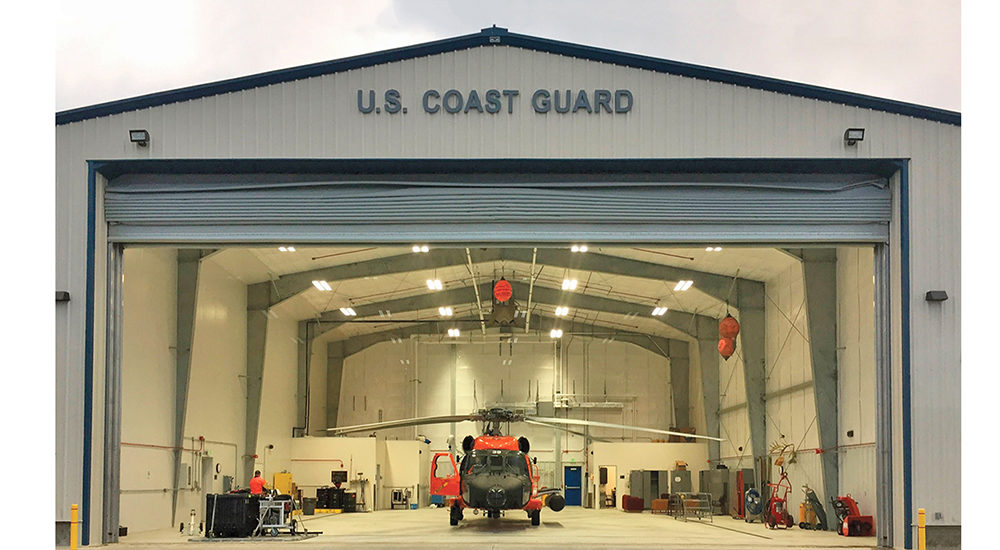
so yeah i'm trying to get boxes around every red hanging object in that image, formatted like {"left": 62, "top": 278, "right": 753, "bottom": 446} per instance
{"left": 720, "top": 314, "right": 741, "bottom": 339}
{"left": 493, "top": 278, "right": 513, "bottom": 302}
{"left": 718, "top": 337, "right": 736, "bottom": 359}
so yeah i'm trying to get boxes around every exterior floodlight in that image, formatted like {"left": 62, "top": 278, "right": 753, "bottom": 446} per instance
{"left": 673, "top": 280, "right": 694, "bottom": 291}
{"left": 129, "top": 129, "right": 149, "bottom": 147}
{"left": 340, "top": 307, "right": 357, "bottom": 316}
{"left": 550, "top": 329, "right": 563, "bottom": 338}
{"left": 312, "top": 280, "right": 332, "bottom": 291}
{"left": 844, "top": 128, "right": 865, "bottom": 146}
{"left": 562, "top": 279, "right": 578, "bottom": 291}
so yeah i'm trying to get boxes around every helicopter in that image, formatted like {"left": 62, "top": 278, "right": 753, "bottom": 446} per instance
{"left": 326, "top": 407, "right": 723, "bottom": 526}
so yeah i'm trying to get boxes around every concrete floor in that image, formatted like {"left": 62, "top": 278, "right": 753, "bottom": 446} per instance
{"left": 109, "top": 508, "right": 876, "bottom": 549}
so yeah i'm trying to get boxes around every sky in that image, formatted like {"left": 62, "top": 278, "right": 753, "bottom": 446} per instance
{"left": 56, "top": 0, "right": 960, "bottom": 113}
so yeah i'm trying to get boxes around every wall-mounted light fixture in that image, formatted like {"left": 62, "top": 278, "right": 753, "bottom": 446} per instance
{"left": 925, "top": 290, "right": 949, "bottom": 302}
{"left": 129, "top": 129, "right": 150, "bottom": 147}
{"left": 843, "top": 128, "right": 865, "bottom": 146}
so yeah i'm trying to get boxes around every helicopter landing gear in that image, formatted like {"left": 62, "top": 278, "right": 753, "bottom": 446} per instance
{"left": 449, "top": 505, "right": 463, "bottom": 526}
{"left": 529, "top": 509, "right": 540, "bottom": 526}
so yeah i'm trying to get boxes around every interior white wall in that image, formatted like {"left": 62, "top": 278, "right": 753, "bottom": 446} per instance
{"left": 119, "top": 248, "right": 177, "bottom": 534}
{"left": 254, "top": 311, "right": 298, "bottom": 483}
{"left": 591, "top": 442, "right": 709, "bottom": 509}
{"left": 289, "top": 437, "right": 376, "bottom": 511}
{"left": 837, "top": 247, "right": 877, "bottom": 511}
{"left": 176, "top": 257, "right": 248, "bottom": 517}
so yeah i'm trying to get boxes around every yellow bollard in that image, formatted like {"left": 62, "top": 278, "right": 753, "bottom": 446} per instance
{"left": 70, "top": 504, "right": 78, "bottom": 550}
{"left": 917, "top": 508, "right": 926, "bottom": 550}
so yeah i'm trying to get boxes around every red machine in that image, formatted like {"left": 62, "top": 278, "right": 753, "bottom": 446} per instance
{"left": 831, "top": 495, "right": 875, "bottom": 536}
{"left": 763, "top": 468, "right": 794, "bottom": 529}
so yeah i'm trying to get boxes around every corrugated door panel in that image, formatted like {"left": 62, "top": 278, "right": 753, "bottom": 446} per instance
{"left": 104, "top": 178, "right": 890, "bottom": 244}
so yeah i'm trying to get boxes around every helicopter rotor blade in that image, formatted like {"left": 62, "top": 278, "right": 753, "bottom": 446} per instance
{"left": 326, "top": 414, "right": 482, "bottom": 436}
{"left": 523, "top": 419, "right": 613, "bottom": 442}
{"left": 525, "top": 416, "right": 724, "bottom": 442}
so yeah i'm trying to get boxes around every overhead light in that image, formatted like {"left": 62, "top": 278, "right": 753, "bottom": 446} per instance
{"left": 705, "top": 246, "right": 721, "bottom": 252}
{"left": 412, "top": 245, "right": 430, "bottom": 253}
{"left": 549, "top": 329, "right": 563, "bottom": 339}
{"left": 312, "top": 280, "right": 332, "bottom": 291}
{"left": 844, "top": 128, "right": 865, "bottom": 146}
{"left": 562, "top": 279, "right": 578, "bottom": 291}
{"left": 571, "top": 244, "right": 588, "bottom": 253}
{"left": 502, "top": 359, "right": 512, "bottom": 366}
{"left": 129, "top": 129, "right": 149, "bottom": 147}
{"left": 340, "top": 307, "right": 357, "bottom": 316}
{"left": 554, "top": 306, "right": 569, "bottom": 316}
{"left": 426, "top": 279, "right": 443, "bottom": 290}
{"left": 673, "top": 280, "right": 694, "bottom": 292}
{"left": 448, "top": 328, "right": 461, "bottom": 337}
{"left": 278, "top": 246, "right": 296, "bottom": 252}
{"left": 651, "top": 306, "right": 668, "bottom": 316}
{"left": 390, "top": 336, "right": 405, "bottom": 344}
{"left": 439, "top": 306, "right": 453, "bottom": 317}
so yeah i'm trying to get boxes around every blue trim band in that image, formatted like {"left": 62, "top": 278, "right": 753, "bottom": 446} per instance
{"left": 82, "top": 162, "right": 97, "bottom": 545}
{"left": 57, "top": 27, "right": 959, "bottom": 126}
{"left": 899, "top": 160, "right": 912, "bottom": 549}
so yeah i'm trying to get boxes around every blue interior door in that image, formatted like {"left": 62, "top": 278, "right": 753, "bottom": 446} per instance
{"left": 564, "top": 466, "right": 582, "bottom": 506}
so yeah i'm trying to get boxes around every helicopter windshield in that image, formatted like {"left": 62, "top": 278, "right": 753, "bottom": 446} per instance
{"left": 467, "top": 450, "right": 528, "bottom": 476}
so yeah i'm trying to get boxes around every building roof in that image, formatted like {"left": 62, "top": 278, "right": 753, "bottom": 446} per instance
{"left": 56, "top": 26, "right": 960, "bottom": 126}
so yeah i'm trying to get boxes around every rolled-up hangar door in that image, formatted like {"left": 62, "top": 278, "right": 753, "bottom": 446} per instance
{"left": 103, "top": 169, "right": 891, "bottom": 244}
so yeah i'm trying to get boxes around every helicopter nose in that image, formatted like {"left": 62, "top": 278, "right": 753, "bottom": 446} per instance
{"left": 486, "top": 486, "right": 506, "bottom": 508}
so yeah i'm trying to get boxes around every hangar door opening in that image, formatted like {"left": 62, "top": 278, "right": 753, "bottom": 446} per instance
{"left": 112, "top": 243, "right": 880, "bottom": 544}
{"left": 99, "top": 161, "right": 893, "bottom": 545}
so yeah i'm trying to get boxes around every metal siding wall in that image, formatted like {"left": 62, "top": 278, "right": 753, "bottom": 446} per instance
{"left": 55, "top": 44, "right": 961, "bottom": 534}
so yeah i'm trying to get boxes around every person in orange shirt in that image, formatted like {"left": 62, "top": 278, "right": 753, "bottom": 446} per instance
{"left": 249, "top": 470, "right": 267, "bottom": 495}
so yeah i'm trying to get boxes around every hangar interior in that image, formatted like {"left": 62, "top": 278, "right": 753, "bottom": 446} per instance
{"left": 117, "top": 243, "right": 876, "bottom": 539}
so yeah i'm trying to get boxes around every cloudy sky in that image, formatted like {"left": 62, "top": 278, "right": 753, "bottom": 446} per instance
{"left": 56, "top": 0, "right": 960, "bottom": 113}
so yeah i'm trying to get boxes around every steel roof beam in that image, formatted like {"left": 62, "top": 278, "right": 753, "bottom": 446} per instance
{"left": 270, "top": 248, "right": 763, "bottom": 307}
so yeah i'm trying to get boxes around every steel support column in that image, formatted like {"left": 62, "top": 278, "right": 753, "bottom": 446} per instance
{"left": 295, "top": 321, "right": 311, "bottom": 433}
{"left": 737, "top": 280, "right": 767, "bottom": 484}
{"left": 171, "top": 250, "right": 202, "bottom": 526}
{"left": 101, "top": 244, "right": 124, "bottom": 543}
{"left": 326, "top": 341, "right": 345, "bottom": 430}
{"left": 696, "top": 315, "right": 721, "bottom": 462}
{"left": 244, "top": 282, "right": 269, "bottom": 484}
{"left": 667, "top": 340, "right": 690, "bottom": 428}
{"left": 874, "top": 243, "right": 893, "bottom": 548}
{"left": 801, "top": 249, "right": 839, "bottom": 529}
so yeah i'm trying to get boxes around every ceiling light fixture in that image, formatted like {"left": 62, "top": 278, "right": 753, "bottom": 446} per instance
{"left": 278, "top": 246, "right": 296, "bottom": 252}
{"left": 439, "top": 306, "right": 453, "bottom": 317}
{"left": 412, "top": 245, "right": 430, "bottom": 253}
{"left": 705, "top": 246, "right": 722, "bottom": 252}
{"left": 340, "top": 307, "right": 357, "bottom": 316}
{"left": 651, "top": 306, "right": 668, "bottom": 316}
{"left": 426, "top": 279, "right": 443, "bottom": 290}
{"left": 562, "top": 279, "right": 578, "bottom": 291}
{"left": 550, "top": 329, "right": 563, "bottom": 339}
{"left": 673, "top": 280, "right": 694, "bottom": 292}
{"left": 555, "top": 306, "right": 569, "bottom": 316}
{"left": 448, "top": 328, "right": 461, "bottom": 337}
{"left": 312, "top": 280, "right": 332, "bottom": 291}
{"left": 571, "top": 244, "right": 588, "bottom": 253}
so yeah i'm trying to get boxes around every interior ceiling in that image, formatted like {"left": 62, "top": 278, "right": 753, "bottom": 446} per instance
{"left": 209, "top": 245, "right": 801, "bottom": 342}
